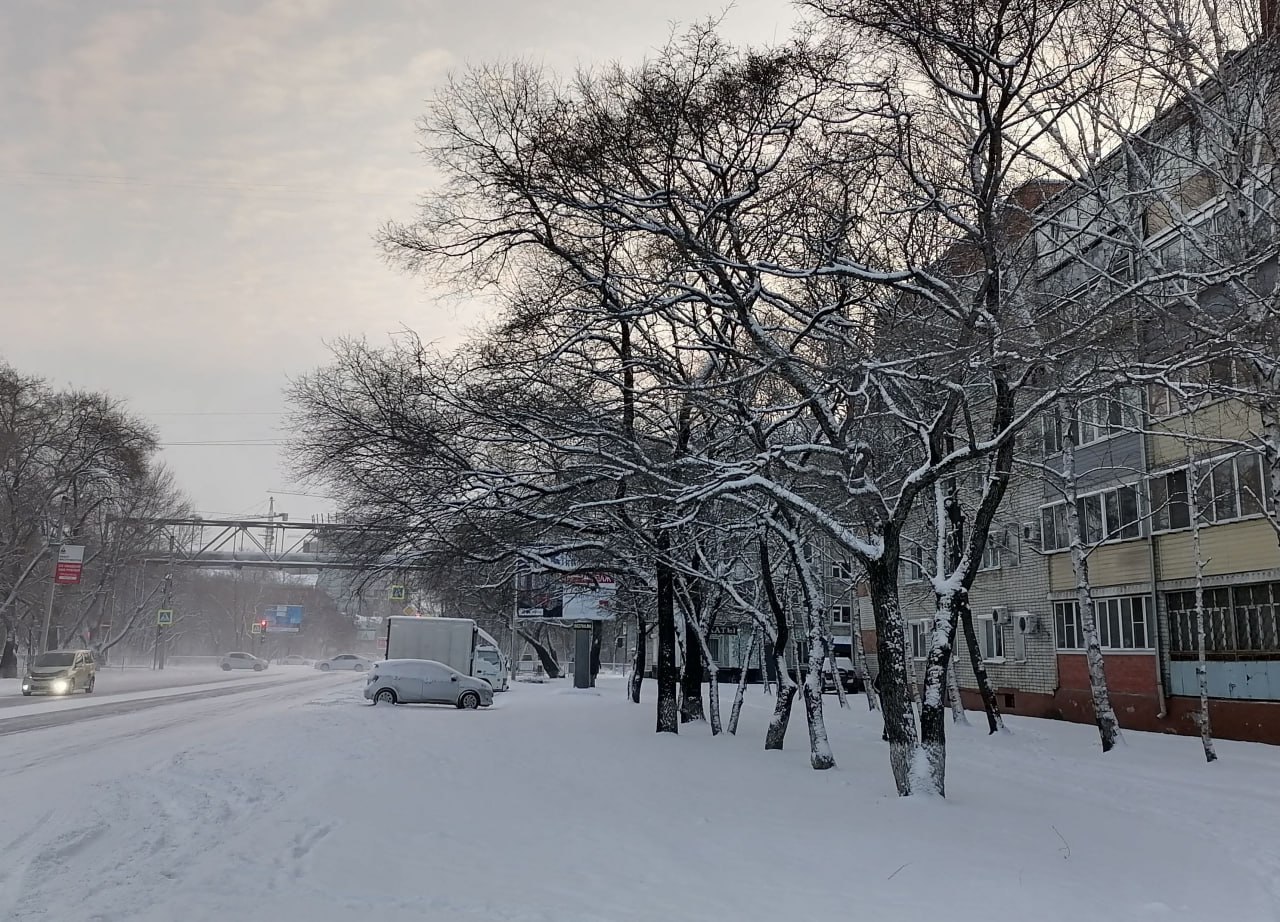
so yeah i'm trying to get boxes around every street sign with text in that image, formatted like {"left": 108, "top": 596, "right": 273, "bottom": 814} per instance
{"left": 54, "top": 545, "right": 85, "bottom": 585}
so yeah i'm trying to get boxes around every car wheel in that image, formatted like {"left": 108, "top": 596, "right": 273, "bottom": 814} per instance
{"left": 458, "top": 691, "right": 480, "bottom": 710}
{"left": 221, "top": 663, "right": 232, "bottom": 671}
{"left": 254, "top": 664, "right": 265, "bottom": 672}
{"left": 319, "top": 663, "right": 330, "bottom": 671}
{"left": 354, "top": 664, "right": 365, "bottom": 672}
{"left": 375, "top": 688, "right": 397, "bottom": 705}
{"left": 21, "top": 691, "right": 31, "bottom": 697}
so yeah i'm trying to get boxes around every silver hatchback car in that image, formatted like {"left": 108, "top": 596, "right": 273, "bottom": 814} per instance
{"left": 364, "top": 659, "right": 494, "bottom": 709}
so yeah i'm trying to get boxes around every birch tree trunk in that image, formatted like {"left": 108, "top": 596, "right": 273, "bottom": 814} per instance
{"left": 1061, "top": 417, "right": 1122, "bottom": 752}
{"left": 1185, "top": 451, "right": 1219, "bottom": 762}
{"left": 688, "top": 618, "right": 722, "bottom": 735}
{"left": 728, "top": 626, "right": 759, "bottom": 736}
{"left": 918, "top": 587, "right": 962, "bottom": 795}
{"left": 946, "top": 657, "right": 969, "bottom": 724}
{"left": 801, "top": 626, "right": 836, "bottom": 769}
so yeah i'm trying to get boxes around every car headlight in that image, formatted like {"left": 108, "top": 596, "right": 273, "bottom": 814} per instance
{"left": 51, "top": 678, "right": 69, "bottom": 694}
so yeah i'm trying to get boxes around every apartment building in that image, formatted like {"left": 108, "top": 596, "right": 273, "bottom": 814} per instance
{"left": 871, "top": 39, "right": 1280, "bottom": 744}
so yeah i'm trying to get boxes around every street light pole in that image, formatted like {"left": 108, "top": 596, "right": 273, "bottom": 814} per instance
{"left": 38, "top": 495, "right": 71, "bottom": 653}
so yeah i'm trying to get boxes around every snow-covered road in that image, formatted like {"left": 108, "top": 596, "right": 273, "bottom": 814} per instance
{"left": 0, "top": 677, "right": 1276, "bottom": 922}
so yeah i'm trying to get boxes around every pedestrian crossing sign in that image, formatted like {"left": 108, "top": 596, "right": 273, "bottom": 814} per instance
{"left": 389, "top": 585, "right": 406, "bottom": 601}
{"left": 157, "top": 609, "right": 174, "bottom": 627}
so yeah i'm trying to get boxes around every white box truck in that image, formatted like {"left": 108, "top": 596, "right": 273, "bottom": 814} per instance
{"left": 384, "top": 617, "right": 478, "bottom": 676}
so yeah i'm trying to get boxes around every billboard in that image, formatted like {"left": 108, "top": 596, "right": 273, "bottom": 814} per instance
{"left": 516, "top": 572, "right": 615, "bottom": 621}
{"left": 263, "top": 604, "right": 303, "bottom": 633}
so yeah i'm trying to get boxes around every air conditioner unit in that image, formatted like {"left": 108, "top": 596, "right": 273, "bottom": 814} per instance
{"left": 1016, "top": 612, "right": 1039, "bottom": 634}
{"left": 992, "top": 606, "right": 1012, "bottom": 626}
{"left": 1022, "top": 521, "right": 1041, "bottom": 546}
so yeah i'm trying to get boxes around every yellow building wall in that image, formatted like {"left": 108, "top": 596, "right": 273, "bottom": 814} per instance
{"left": 1157, "top": 519, "right": 1280, "bottom": 580}
{"left": 1048, "top": 540, "right": 1152, "bottom": 591}
{"left": 1150, "top": 400, "right": 1261, "bottom": 468}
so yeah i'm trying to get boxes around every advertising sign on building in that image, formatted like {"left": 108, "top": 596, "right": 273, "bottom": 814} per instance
{"left": 54, "top": 545, "right": 85, "bottom": 585}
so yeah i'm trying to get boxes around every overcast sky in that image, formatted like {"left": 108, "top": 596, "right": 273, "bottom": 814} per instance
{"left": 1, "top": 0, "right": 800, "bottom": 523}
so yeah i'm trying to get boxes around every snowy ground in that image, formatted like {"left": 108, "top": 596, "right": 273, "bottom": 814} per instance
{"left": 0, "top": 676, "right": 1276, "bottom": 922}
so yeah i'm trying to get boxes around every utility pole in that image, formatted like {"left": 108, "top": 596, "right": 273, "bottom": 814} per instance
{"left": 154, "top": 538, "right": 174, "bottom": 670}
{"left": 38, "top": 494, "right": 71, "bottom": 653}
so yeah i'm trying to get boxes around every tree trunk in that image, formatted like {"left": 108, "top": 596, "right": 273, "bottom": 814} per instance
{"left": 680, "top": 618, "right": 706, "bottom": 723}
{"left": 728, "top": 626, "right": 759, "bottom": 735}
{"left": 687, "top": 620, "right": 722, "bottom": 735}
{"left": 1186, "top": 448, "right": 1219, "bottom": 762}
{"left": 865, "top": 557, "right": 919, "bottom": 796}
{"left": 918, "top": 588, "right": 963, "bottom": 796}
{"left": 589, "top": 619, "right": 602, "bottom": 686}
{"left": 518, "top": 629, "right": 562, "bottom": 679}
{"left": 629, "top": 616, "right": 646, "bottom": 704}
{"left": 655, "top": 552, "right": 679, "bottom": 734}
{"left": 957, "top": 599, "right": 1003, "bottom": 733}
{"left": 802, "top": 628, "right": 836, "bottom": 769}
{"left": 946, "top": 657, "right": 969, "bottom": 724}
{"left": 1062, "top": 423, "right": 1122, "bottom": 752}
{"left": 852, "top": 620, "right": 878, "bottom": 711}
{"left": 759, "top": 538, "right": 795, "bottom": 750}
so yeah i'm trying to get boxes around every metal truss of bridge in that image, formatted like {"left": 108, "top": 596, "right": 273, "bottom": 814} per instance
{"left": 110, "top": 516, "right": 427, "bottom": 572}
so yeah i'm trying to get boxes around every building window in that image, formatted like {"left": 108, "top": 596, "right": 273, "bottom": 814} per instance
{"left": 830, "top": 559, "right": 851, "bottom": 580}
{"left": 901, "top": 544, "right": 925, "bottom": 582}
{"left": 1040, "top": 484, "right": 1141, "bottom": 551}
{"left": 977, "top": 618, "right": 1004, "bottom": 661}
{"left": 1153, "top": 453, "right": 1271, "bottom": 531}
{"left": 1150, "top": 468, "right": 1191, "bottom": 531}
{"left": 910, "top": 621, "right": 931, "bottom": 660}
{"left": 1070, "top": 390, "right": 1141, "bottom": 447}
{"left": 831, "top": 605, "right": 853, "bottom": 626}
{"left": 1053, "top": 597, "right": 1151, "bottom": 650}
{"left": 1042, "top": 408, "right": 1063, "bottom": 455}
{"left": 1167, "top": 584, "right": 1280, "bottom": 657}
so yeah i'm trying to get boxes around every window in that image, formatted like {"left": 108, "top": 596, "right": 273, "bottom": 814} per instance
{"left": 1041, "top": 503, "right": 1069, "bottom": 551}
{"left": 977, "top": 618, "right": 1005, "bottom": 661}
{"left": 830, "top": 560, "right": 851, "bottom": 580}
{"left": 901, "top": 544, "right": 925, "bottom": 582}
{"left": 1070, "top": 390, "right": 1141, "bottom": 446}
{"left": 980, "top": 541, "right": 1003, "bottom": 571}
{"left": 1167, "top": 584, "right": 1280, "bottom": 657}
{"left": 1053, "top": 597, "right": 1151, "bottom": 650}
{"left": 1155, "top": 453, "right": 1271, "bottom": 530}
{"left": 1042, "top": 409, "right": 1063, "bottom": 454}
{"left": 831, "top": 605, "right": 853, "bottom": 626}
{"left": 910, "top": 621, "right": 931, "bottom": 660}
{"left": 1041, "top": 484, "right": 1141, "bottom": 551}
{"left": 1150, "top": 469, "right": 1191, "bottom": 531}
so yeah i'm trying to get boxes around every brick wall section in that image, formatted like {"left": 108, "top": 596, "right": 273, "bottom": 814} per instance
{"left": 1057, "top": 652, "right": 1157, "bottom": 695}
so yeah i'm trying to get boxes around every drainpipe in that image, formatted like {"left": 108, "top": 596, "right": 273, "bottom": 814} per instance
{"left": 1140, "top": 389, "right": 1167, "bottom": 718}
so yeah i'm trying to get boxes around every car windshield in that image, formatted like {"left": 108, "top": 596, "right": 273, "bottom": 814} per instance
{"left": 33, "top": 652, "right": 76, "bottom": 667}
{"left": 477, "top": 650, "right": 501, "bottom": 665}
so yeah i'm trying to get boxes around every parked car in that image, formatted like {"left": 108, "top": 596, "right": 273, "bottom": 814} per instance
{"left": 21, "top": 649, "right": 96, "bottom": 696}
{"left": 364, "top": 659, "right": 494, "bottom": 709}
{"left": 220, "top": 652, "right": 268, "bottom": 671}
{"left": 278, "top": 654, "right": 311, "bottom": 666}
{"left": 315, "top": 653, "right": 372, "bottom": 672}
